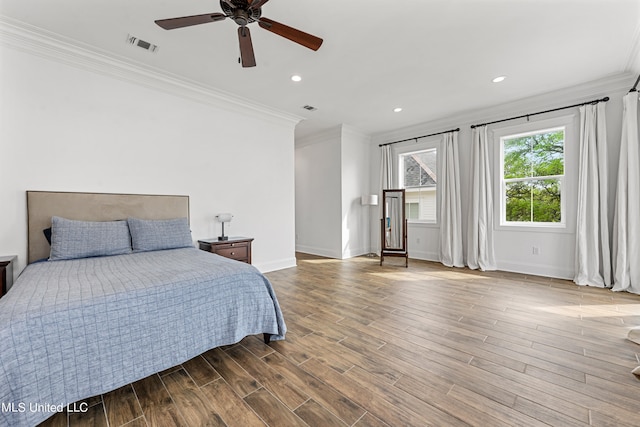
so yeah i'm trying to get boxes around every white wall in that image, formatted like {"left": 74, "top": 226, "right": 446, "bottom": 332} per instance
{"left": 371, "top": 73, "right": 634, "bottom": 279}
{"left": 340, "top": 125, "right": 371, "bottom": 258}
{"left": 295, "top": 125, "right": 372, "bottom": 259}
{"left": 295, "top": 127, "right": 343, "bottom": 258}
{"left": 0, "top": 31, "right": 299, "bottom": 278}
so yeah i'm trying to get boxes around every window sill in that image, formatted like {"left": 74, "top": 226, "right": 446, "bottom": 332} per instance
{"left": 495, "top": 223, "right": 571, "bottom": 234}
{"left": 407, "top": 221, "right": 438, "bottom": 229}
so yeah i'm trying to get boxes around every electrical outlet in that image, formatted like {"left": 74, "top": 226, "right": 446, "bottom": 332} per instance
{"left": 532, "top": 246, "right": 540, "bottom": 255}
{"left": 416, "top": 237, "right": 421, "bottom": 244}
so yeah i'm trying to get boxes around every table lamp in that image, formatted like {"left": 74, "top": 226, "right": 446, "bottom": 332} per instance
{"left": 216, "top": 213, "right": 233, "bottom": 241}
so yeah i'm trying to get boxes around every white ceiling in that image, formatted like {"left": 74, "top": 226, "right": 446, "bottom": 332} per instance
{"left": 1, "top": 0, "right": 639, "bottom": 139}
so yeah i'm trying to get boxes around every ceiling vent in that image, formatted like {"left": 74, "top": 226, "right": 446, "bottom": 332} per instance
{"left": 302, "top": 105, "right": 317, "bottom": 111}
{"left": 127, "top": 34, "right": 159, "bottom": 53}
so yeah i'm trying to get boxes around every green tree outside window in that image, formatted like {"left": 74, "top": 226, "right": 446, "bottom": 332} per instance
{"left": 502, "top": 129, "right": 564, "bottom": 223}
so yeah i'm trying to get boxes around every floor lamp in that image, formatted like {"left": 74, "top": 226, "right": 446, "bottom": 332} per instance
{"left": 361, "top": 194, "right": 379, "bottom": 257}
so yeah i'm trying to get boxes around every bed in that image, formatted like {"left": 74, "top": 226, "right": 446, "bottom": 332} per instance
{"left": 0, "top": 191, "right": 286, "bottom": 427}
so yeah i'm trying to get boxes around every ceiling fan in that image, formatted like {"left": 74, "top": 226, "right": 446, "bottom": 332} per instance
{"left": 155, "top": 0, "right": 323, "bottom": 67}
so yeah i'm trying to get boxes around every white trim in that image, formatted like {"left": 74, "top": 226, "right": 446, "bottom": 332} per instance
{"left": 625, "top": 16, "right": 640, "bottom": 71}
{"left": 497, "top": 260, "right": 573, "bottom": 280}
{"left": 296, "top": 126, "right": 342, "bottom": 148}
{"left": 0, "top": 15, "right": 303, "bottom": 128}
{"left": 407, "top": 249, "right": 439, "bottom": 262}
{"left": 396, "top": 139, "right": 441, "bottom": 224}
{"left": 341, "top": 246, "right": 369, "bottom": 259}
{"left": 407, "top": 221, "right": 439, "bottom": 229}
{"left": 371, "top": 73, "right": 634, "bottom": 146}
{"left": 492, "top": 114, "right": 576, "bottom": 233}
{"left": 255, "top": 257, "right": 297, "bottom": 274}
{"left": 295, "top": 244, "right": 342, "bottom": 259}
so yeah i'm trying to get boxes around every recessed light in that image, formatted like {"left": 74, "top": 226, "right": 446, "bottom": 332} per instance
{"left": 393, "top": 107, "right": 403, "bottom": 113}
{"left": 492, "top": 76, "right": 506, "bottom": 83}
{"left": 291, "top": 75, "right": 302, "bottom": 82}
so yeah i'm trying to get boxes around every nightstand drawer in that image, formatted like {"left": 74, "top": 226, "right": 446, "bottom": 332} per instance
{"left": 197, "top": 237, "right": 253, "bottom": 264}
{"left": 214, "top": 245, "right": 248, "bottom": 260}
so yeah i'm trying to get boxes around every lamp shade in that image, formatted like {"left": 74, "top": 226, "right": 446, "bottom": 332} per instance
{"left": 216, "top": 213, "right": 233, "bottom": 222}
{"left": 361, "top": 195, "right": 378, "bottom": 206}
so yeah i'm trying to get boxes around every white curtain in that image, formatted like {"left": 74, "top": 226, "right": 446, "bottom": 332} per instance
{"left": 467, "top": 126, "right": 497, "bottom": 270}
{"left": 381, "top": 145, "right": 393, "bottom": 190}
{"left": 574, "top": 102, "right": 611, "bottom": 287}
{"left": 612, "top": 92, "right": 640, "bottom": 294}
{"left": 440, "top": 132, "right": 464, "bottom": 267}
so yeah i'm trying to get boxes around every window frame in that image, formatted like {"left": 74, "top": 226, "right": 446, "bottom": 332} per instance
{"left": 396, "top": 139, "right": 440, "bottom": 225}
{"left": 492, "top": 115, "right": 575, "bottom": 232}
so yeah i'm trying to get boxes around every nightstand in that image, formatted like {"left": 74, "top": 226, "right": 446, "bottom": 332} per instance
{"left": 198, "top": 237, "right": 254, "bottom": 264}
{"left": 0, "top": 255, "right": 17, "bottom": 298}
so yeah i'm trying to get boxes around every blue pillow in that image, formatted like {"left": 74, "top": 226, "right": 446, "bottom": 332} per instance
{"left": 49, "top": 216, "right": 132, "bottom": 260}
{"left": 127, "top": 217, "right": 193, "bottom": 252}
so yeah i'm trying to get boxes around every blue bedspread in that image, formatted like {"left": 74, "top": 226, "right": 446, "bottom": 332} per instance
{"left": 0, "top": 248, "right": 286, "bottom": 426}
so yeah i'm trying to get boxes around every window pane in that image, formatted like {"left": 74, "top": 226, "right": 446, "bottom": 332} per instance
{"left": 531, "top": 131, "right": 564, "bottom": 177}
{"left": 503, "top": 129, "right": 564, "bottom": 179}
{"left": 505, "top": 181, "right": 531, "bottom": 222}
{"left": 401, "top": 149, "right": 437, "bottom": 222}
{"left": 503, "top": 137, "right": 532, "bottom": 179}
{"left": 406, "top": 203, "right": 419, "bottom": 220}
{"left": 532, "top": 179, "right": 561, "bottom": 222}
{"left": 403, "top": 150, "right": 436, "bottom": 188}
{"left": 505, "top": 178, "right": 562, "bottom": 223}
{"left": 405, "top": 188, "right": 436, "bottom": 221}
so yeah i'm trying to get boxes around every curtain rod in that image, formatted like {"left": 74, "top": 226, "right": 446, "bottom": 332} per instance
{"left": 470, "top": 96, "right": 609, "bottom": 129}
{"left": 630, "top": 74, "right": 640, "bottom": 93}
{"left": 378, "top": 127, "right": 460, "bottom": 147}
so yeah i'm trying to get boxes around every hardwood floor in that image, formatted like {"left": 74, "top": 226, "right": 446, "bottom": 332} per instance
{"left": 39, "top": 253, "right": 640, "bottom": 427}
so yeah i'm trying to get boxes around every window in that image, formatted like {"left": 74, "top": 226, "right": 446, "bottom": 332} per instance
{"left": 399, "top": 148, "right": 437, "bottom": 222}
{"left": 500, "top": 127, "right": 565, "bottom": 226}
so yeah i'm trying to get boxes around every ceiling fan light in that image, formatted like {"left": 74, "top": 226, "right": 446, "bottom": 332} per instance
{"left": 393, "top": 107, "right": 403, "bottom": 113}
{"left": 291, "top": 75, "right": 302, "bottom": 82}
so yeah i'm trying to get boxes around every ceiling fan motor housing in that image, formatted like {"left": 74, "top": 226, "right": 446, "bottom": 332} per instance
{"left": 221, "top": 0, "right": 262, "bottom": 25}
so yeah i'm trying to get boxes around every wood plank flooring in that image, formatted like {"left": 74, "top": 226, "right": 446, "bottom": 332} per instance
{"left": 39, "top": 253, "right": 640, "bottom": 426}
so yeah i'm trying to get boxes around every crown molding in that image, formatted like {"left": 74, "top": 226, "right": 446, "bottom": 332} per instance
{"left": 625, "top": 9, "right": 640, "bottom": 73}
{"left": 295, "top": 125, "right": 343, "bottom": 148}
{"left": 341, "top": 124, "right": 371, "bottom": 142}
{"left": 372, "top": 72, "right": 637, "bottom": 145}
{"left": 0, "top": 15, "right": 303, "bottom": 128}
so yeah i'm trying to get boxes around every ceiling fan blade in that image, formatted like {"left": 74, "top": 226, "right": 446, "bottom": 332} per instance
{"left": 258, "top": 17, "right": 323, "bottom": 51}
{"left": 155, "top": 13, "right": 226, "bottom": 30}
{"left": 238, "top": 27, "right": 256, "bottom": 68}
{"left": 249, "top": 0, "right": 271, "bottom": 9}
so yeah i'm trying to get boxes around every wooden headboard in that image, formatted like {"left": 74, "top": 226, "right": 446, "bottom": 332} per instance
{"left": 27, "top": 191, "right": 190, "bottom": 264}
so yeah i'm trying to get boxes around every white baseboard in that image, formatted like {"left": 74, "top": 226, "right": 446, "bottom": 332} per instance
{"left": 297, "top": 246, "right": 574, "bottom": 280}
{"left": 295, "top": 244, "right": 342, "bottom": 259}
{"left": 406, "top": 249, "right": 439, "bottom": 262}
{"left": 341, "top": 247, "right": 369, "bottom": 259}
{"left": 496, "top": 260, "right": 574, "bottom": 280}
{"left": 255, "top": 257, "right": 297, "bottom": 273}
